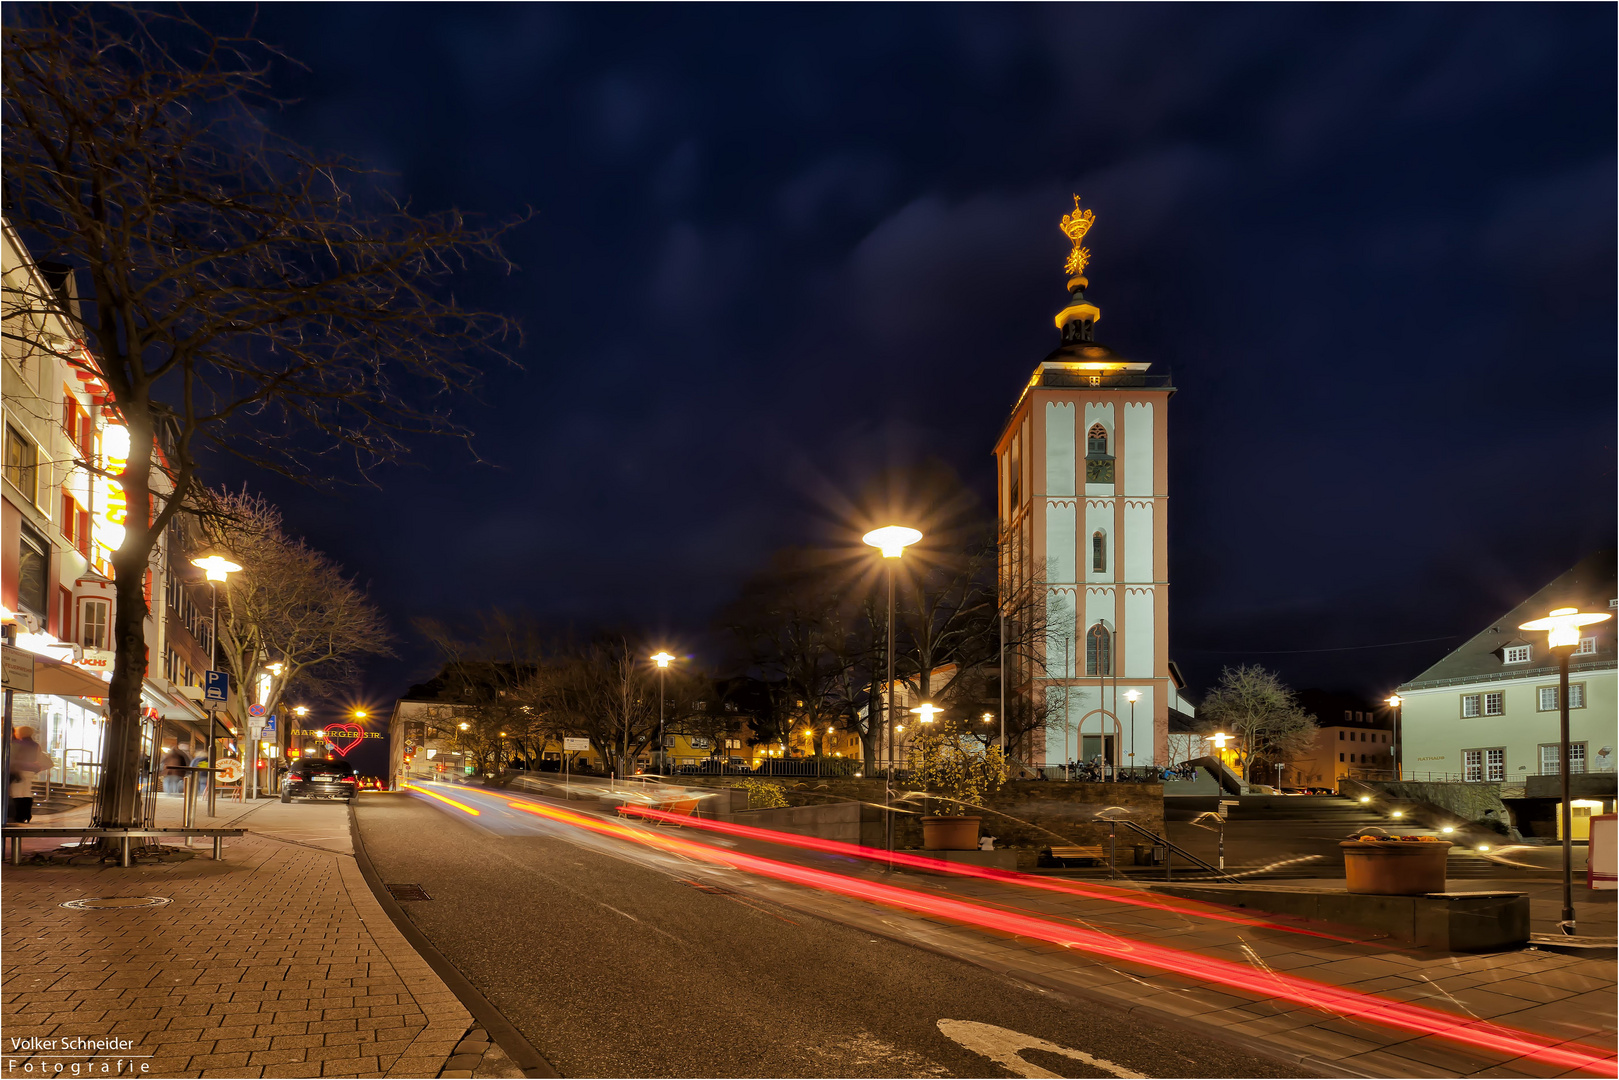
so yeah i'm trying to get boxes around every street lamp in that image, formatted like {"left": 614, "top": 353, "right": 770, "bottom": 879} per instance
{"left": 863, "top": 524, "right": 922, "bottom": 860}
{"left": 912, "top": 702, "right": 943, "bottom": 724}
{"left": 1124, "top": 689, "right": 1141, "bottom": 773}
{"left": 1385, "top": 694, "right": 1403, "bottom": 780}
{"left": 652, "top": 651, "right": 675, "bottom": 774}
{"left": 190, "top": 550, "right": 241, "bottom": 818}
{"left": 1519, "top": 605, "right": 1612, "bottom": 936}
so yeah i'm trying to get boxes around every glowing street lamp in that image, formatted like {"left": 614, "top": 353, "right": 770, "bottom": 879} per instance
{"left": 190, "top": 550, "right": 241, "bottom": 817}
{"left": 912, "top": 702, "right": 943, "bottom": 724}
{"left": 1124, "top": 689, "right": 1141, "bottom": 769}
{"left": 293, "top": 706, "right": 309, "bottom": 717}
{"left": 1518, "top": 605, "right": 1612, "bottom": 935}
{"left": 1210, "top": 731, "right": 1235, "bottom": 773}
{"left": 651, "top": 651, "right": 676, "bottom": 773}
{"left": 863, "top": 524, "right": 922, "bottom": 858}
{"left": 1385, "top": 694, "right": 1403, "bottom": 780}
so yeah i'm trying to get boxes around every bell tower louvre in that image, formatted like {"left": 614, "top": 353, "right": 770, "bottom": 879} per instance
{"left": 993, "top": 198, "right": 1184, "bottom": 774}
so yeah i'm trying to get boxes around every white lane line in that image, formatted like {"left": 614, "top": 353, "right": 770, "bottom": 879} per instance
{"left": 936, "top": 1019, "right": 1148, "bottom": 1079}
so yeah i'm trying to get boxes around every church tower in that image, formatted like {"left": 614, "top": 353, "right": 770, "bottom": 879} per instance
{"left": 993, "top": 199, "right": 1177, "bottom": 772}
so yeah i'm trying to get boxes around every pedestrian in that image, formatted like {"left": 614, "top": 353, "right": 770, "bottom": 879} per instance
{"left": 163, "top": 743, "right": 189, "bottom": 795}
{"left": 191, "top": 743, "right": 210, "bottom": 797}
{"left": 8, "top": 727, "right": 54, "bottom": 824}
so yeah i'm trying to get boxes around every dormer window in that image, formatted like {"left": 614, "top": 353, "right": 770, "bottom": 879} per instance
{"left": 1576, "top": 636, "right": 1597, "bottom": 656}
{"left": 1503, "top": 645, "right": 1531, "bottom": 664}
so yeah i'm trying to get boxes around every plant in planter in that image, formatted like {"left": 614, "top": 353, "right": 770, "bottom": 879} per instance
{"left": 907, "top": 718, "right": 1008, "bottom": 850}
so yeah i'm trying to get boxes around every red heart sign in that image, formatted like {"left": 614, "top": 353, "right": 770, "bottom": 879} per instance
{"left": 325, "top": 723, "right": 364, "bottom": 756}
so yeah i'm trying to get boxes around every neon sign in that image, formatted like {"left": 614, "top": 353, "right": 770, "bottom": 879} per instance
{"left": 322, "top": 723, "right": 365, "bottom": 756}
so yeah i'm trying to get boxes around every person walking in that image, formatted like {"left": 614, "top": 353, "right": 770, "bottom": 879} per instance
{"left": 8, "top": 727, "right": 53, "bottom": 824}
{"left": 190, "top": 743, "right": 210, "bottom": 798}
{"left": 162, "top": 744, "right": 190, "bottom": 795}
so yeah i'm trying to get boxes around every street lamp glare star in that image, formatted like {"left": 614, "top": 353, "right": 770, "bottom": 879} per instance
{"left": 911, "top": 702, "right": 942, "bottom": 724}
{"left": 353, "top": 709, "right": 367, "bottom": 719}
{"left": 1519, "top": 606, "right": 1611, "bottom": 649}
{"left": 651, "top": 651, "right": 675, "bottom": 668}
{"left": 1124, "top": 689, "right": 1141, "bottom": 704}
{"left": 1386, "top": 694, "right": 1402, "bottom": 707}
{"left": 190, "top": 552, "right": 242, "bottom": 582}
{"left": 862, "top": 525, "right": 923, "bottom": 559}
{"left": 458, "top": 722, "right": 470, "bottom": 731}
{"left": 293, "top": 706, "right": 308, "bottom": 717}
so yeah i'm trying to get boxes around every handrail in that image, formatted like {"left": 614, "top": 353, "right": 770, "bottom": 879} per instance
{"left": 1102, "top": 815, "right": 1235, "bottom": 882}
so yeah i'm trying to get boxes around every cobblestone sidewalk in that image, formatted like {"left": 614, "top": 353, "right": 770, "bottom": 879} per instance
{"left": 1, "top": 821, "right": 515, "bottom": 1078}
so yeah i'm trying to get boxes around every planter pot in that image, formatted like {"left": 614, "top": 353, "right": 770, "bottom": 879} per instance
{"left": 1340, "top": 840, "right": 1452, "bottom": 895}
{"left": 922, "top": 815, "right": 981, "bottom": 851}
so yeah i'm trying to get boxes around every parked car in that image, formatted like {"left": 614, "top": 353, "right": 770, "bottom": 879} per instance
{"left": 281, "top": 757, "right": 359, "bottom": 803}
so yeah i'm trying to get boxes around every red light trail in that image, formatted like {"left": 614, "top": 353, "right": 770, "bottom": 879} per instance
{"left": 501, "top": 794, "right": 1614, "bottom": 1076}
{"left": 617, "top": 804, "right": 1361, "bottom": 942}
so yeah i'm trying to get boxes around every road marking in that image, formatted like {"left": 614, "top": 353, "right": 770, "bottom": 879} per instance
{"left": 936, "top": 1019, "right": 1147, "bottom": 1079}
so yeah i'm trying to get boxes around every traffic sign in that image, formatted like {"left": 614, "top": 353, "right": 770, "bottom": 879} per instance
{"left": 204, "top": 670, "right": 229, "bottom": 702}
{"left": 563, "top": 737, "right": 590, "bottom": 752}
{"left": 264, "top": 717, "right": 276, "bottom": 733}
{"left": 248, "top": 703, "right": 266, "bottom": 717}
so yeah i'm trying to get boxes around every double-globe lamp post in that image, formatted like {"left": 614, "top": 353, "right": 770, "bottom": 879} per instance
{"left": 651, "top": 651, "right": 676, "bottom": 775}
{"left": 863, "top": 525, "right": 922, "bottom": 857}
{"left": 1518, "top": 605, "right": 1611, "bottom": 936}
{"left": 190, "top": 551, "right": 241, "bottom": 818}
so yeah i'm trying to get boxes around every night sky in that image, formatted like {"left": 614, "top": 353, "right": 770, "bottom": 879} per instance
{"left": 214, "top": 4, "right": 1615, "bottom": 735}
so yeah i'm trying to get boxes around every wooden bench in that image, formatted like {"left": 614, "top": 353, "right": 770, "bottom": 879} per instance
{"left": 616, "top": 798, "right": 701, "bottom": 827}
{"left": 3, "top": 827, "right": 246, "bottom": 867}
{"left": 1048, "top": 844, "right": 1107, "bottom": 866}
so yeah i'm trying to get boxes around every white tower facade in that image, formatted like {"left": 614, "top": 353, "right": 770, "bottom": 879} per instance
{"left": 994, "top": 200, "right": 1177, "bottom": 772}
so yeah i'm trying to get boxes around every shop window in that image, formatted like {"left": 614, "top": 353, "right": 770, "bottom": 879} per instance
{"left": 16, "top": 524, "right": 49, "bottom": 619}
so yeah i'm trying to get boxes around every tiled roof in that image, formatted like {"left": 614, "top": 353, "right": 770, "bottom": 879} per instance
{"left": 1400, "top": 550, "right": 1617, "bottom": 690}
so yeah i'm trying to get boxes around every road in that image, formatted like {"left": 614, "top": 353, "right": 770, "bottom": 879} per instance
{"left": 354, "top": 787, "right": 1304, "bottom": 1079}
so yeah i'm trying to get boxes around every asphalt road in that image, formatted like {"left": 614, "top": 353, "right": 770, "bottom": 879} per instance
{"left": 354, "top": 789, "right": 1304, "bottom": 1079}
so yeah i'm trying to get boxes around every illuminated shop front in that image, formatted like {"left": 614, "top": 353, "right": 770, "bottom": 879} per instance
{"left": 35, "top": 694, "right": 105, "bottom": 787}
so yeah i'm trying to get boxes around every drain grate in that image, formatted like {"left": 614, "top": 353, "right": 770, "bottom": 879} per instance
{"left": 386, "top": 883, "right": 432, "bottom": 902}
{"left": 60, "top": 896, "right": 171, "bottom": 910}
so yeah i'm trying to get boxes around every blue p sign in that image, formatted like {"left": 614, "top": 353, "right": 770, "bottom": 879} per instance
{"left": 205, "top": 670, "right": 230, "bottom": 702}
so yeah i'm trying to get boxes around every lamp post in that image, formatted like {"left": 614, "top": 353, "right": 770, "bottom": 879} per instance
{"left": 652, "top": 651, "right": 675, "bottom": 775}
{"left": 1124, "top": 689, "right": 1141, "bottom": 776}
{"left": 1385, "top": 695, "right": 1402, "bottom": 781}
{"left": 863, "top": 524, "right": 922, "bottom": 859}
{"left": 1518, "top": 606, "right": 1611, "bottom": 936}
{"left": 191, "top": 551, "right": 241, "bottom": 817}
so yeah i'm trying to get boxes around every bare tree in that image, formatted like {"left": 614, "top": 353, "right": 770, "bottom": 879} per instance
{"left": 3, "top": 7, "right": 521, "bottom": 828}
{"left": 1197, "top": 665, "right": 1319, "bottom": 784}
{"left": 195, "top": 488, "right": 394, "bottom": 752}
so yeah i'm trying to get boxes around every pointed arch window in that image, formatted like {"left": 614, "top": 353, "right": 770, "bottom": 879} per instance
{"left": 1087, "top": 424, "right": 1108, "bottom": 456}
{"left": 1092, "top": 530, "right": 1106, "bottom": 573}
{"left": 1086, "top": 623, "right": 1112, "bottom": 676}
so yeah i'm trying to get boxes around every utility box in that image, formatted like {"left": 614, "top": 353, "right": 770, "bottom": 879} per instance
{"left": 1589, "top": 814, "right": 1616, "bottom": 891}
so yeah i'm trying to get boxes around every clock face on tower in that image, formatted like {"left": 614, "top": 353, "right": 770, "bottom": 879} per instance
{"left": 1085, "top": 456, "right": 1115, "bottom": 484}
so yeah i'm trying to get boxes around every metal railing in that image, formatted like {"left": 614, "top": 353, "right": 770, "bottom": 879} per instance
{"left": 1098, "top": 814, "right": 1234, "bottom": 882}
{"left": 1012, "top": 758, "right": 1173, "bottom": 784}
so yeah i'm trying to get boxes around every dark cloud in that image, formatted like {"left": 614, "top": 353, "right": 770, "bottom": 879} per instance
{"left": 225, "top": 4, "right": 1614, "bottom": 702}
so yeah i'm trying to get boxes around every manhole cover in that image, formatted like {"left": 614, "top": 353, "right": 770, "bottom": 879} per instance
{"left": 386, "top": 883, "right": 431, "bottom": 902}
{"left": 60, "top": 896, "right": 171, "bottom": 910}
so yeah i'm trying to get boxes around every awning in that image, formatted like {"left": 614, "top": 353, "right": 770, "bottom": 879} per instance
{"left": 30, "top": 654, "right": 114, "bottom": 699}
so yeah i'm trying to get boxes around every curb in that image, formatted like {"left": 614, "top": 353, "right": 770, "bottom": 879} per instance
{"left": 349, "top": 797, "right": 558, "bottom": 1078}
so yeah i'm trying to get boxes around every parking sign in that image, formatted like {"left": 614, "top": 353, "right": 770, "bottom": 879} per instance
{"left": 204, "top": 669, "right": 230, "bottom": 702}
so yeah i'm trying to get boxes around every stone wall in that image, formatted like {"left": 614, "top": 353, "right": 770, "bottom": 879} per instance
{"left": 1341, "top": 777, "right": 1508, "bottom": 823}
{"left": 677, "top": 775, "right": 1164, "bottom": 868}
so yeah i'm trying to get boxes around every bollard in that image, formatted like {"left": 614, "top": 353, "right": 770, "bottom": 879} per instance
{"left": 213, "top": 835, "right": 223, "bottom": 861}
{"left": 183, "top": 771, "right": 197, "bottom": 845}
{"left": 119, "top": 836, "right": 132, "bottom": 868}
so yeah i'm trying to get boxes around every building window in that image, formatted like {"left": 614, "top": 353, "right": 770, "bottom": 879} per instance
{"left": 1483, "top": 692, "right": 1504, "bottom": 716}
{"left": 1540, "top": 743, "right": 1588, "bottom": 775}
{"left": 1092, "top": 531, "right": 1106, "bottom": 573}
{"left": 1465, "top": 748, "right": 1506, "bottom": 782}
{"left": 4, "top": 424, "right": 39, "bottom": 505}
{"left": 1463, "top": 750, "right": 1481, "bottom": 782}
{"left": 1486, "top": 748, "right": 1505, "bottom": 781}
{"left": 81, "top": 598, "right": 110, "bottom": 651}
{"left": 1575, "top": 636, "right": 1597, "bottom": 656}
{"left": 1538, "top": 684, "right": 1587, "bottom": 711}
{"left": 1085, "top": 623, "right": 1112, "bottom": 676}
{"left": 1087, "top": 424, "right": 1108, "bottom": 456}
{"left": 1338, "top": 731, "right": 1345, "bottom": 740}
{"left": 1338, "top": 752, "right": 1344, "bottom": 762}
{"left": 1084, "top": 423, "right": 1114, "bottom": 483}
{"left": 1461, "top": 694, "right": 1480, "bottom": 718}
{"left": 16, "top": 524, "right": 49, "bottom": 620}
{"left": 1503, "top": 645, "right": 1531, "bottom": 664}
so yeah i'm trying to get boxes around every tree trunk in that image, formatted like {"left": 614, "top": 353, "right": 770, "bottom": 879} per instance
{"left": 92, "top": 410, "right": 155, "bottom": 830}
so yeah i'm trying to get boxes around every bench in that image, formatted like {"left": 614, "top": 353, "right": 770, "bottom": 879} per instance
{"left": 3, "top": 827, "right": 247, "bottom": 867}
{"left": 1048, "top": 845, "right": 1107, "bottom": 866}
{"left": 616, "top": 798, "right": 700, "bottom": 827}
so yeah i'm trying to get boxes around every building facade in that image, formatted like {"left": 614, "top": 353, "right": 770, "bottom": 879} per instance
{"left": 2, "top": 219, "right": 216, "bottom": 792}
{"left": 993, "top": 200, "right": 1187, "bottom": 770}
{"left": 1288, "top": 691, "right": 1395, "bottom": 791}
{"left": 1398, "top": 552, "right": 1616, "bottom": 815}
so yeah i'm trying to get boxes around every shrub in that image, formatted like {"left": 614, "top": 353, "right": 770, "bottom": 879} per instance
{"left": 906, "top": 719, "right": 1007, "bottom": 814}
{"left": 740, "top": 778, "right": 789, "bottom": 809}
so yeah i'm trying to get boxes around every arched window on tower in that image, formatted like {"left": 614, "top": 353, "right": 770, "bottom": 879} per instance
{"left": 1086, "top": 623, "right": 1112, "bottom": 676}
{"left": 1092, "top": 531, "right": 1106, "bottom": 573}
{"left": 1085, "top": 424, "right": 1114, "bottom": 484}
